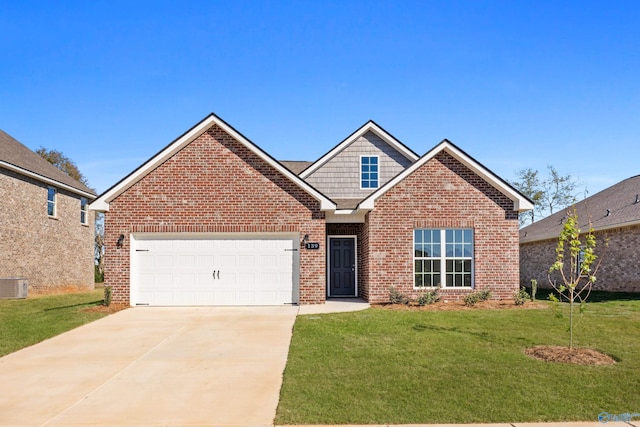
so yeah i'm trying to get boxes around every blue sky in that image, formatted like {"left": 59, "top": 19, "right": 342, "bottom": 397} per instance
{"left": 1, "top": 0, "right": 639, "bottom": 197}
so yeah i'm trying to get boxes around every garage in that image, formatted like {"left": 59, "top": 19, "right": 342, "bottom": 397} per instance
{"left": 130, "top": 233, "right": 299, "bottom": 306}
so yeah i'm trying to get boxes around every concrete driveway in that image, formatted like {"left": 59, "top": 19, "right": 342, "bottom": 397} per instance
{"left": 0, "top": 306, "right": 298, "bottom": 426}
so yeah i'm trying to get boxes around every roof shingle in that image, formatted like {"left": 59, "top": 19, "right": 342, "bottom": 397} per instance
{"left": 520, "top": 175, "right": 640, "bottom": 243}
{"left": 0, "top": 129, "right": 95, "bottom": 196}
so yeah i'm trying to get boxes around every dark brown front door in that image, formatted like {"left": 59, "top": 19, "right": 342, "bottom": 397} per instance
{"left": 329, "top": 237, "right": 356, "bottom": 297}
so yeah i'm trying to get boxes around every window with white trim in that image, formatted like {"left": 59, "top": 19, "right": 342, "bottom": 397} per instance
{"left": 47, "top": 186, "right": 57, "bottom": 217}
{"left": 360, "top": 155, "right": 379, "bottom": 189}
{"left": 80, "top": 197, "right": 88, "bottom": 224}
{"left": 414, "top": 229, "right": 473, "bottom": 288}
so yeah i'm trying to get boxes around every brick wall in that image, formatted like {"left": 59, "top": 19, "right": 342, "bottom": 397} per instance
{"left": 520, "top": 225, "right": 640, "bottom": 293}
{"left": 363, "top": 151, "right": 520, "bottom": 303}
{"left": 0, "top": 168, "right": 95, "bottom": 292}
{"left": 104, "top": 124, "right": 326, "bottom": 305}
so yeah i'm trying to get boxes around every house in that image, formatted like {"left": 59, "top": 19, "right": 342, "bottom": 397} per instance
{"left": 90, "top": 113, "right": 532, "bottom": 306}
{"left": 0, "top": 130, "right": 96, "bottom": 293}
{"left": 520, "top": 175, "right": 640, "bottom": 293}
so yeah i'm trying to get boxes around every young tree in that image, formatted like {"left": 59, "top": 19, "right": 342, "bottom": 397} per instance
{"left": 36, "top": 147, "right": 90, "bottom": 187}
{"left": 547, "top": 209, "right": 605, "bottom": 348}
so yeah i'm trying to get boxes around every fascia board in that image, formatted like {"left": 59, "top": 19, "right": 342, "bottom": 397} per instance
{"left": 359, "top": 140, "right": 534, "bottom": 212}
{"left": 89, "top": 113, "right": 336, "bottom": 212}
{"left": 300, "top": 121, "right": 419, "bottom": 179}
{"left": 1, "top": 161, "right": 96, "bottom": 200}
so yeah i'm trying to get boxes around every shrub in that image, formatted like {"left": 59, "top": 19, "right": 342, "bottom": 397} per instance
{"left": 103, "top": 285, "right": 112, "bottom": 307}
{"left": 416, "top": 289, "right": 440, "bottom": 306}
{"left": 514, "top": 287, "right": 530, "bottom": 305}
{"left": 389, "top": 287, "right": 409, "bottom": 305}
{"left": 464, "top": 289, "right": 492, "bottom": 307}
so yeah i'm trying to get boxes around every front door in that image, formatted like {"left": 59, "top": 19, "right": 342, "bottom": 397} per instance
{"left": 328, "top": 237, "right": 356, "bottom": 297}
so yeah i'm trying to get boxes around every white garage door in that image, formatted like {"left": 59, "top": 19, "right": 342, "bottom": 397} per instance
{"left": 131, "top": 234, "right": 298, "bottom": 306}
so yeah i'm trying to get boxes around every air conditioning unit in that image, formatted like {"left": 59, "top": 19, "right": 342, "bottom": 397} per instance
{"left": 0, "top": 278, "right": 28, "bottom": 299}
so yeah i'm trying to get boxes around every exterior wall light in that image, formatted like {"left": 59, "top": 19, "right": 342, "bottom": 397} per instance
{"left": 116, "top": 234, "right": 125, "bottom": 249}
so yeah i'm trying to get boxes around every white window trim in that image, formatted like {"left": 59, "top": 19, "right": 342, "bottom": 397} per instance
{"left": 414, "top": 229, "right": 474, "bottom": 289}
{"left": 80, "top": 197, "right": 88, "bottom": 225}
{"left": 359, "top": 155, "right": 379, "bottom": 190}
{"left": 47, "top": 186, "right": 57, "bottom": 218}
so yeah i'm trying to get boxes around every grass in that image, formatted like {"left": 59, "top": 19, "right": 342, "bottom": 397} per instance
{"left": 0, "top": 289, "right": 109, "bottom": 357}
{"left": 276, "top": 294, "right": 640, "bottom": 424}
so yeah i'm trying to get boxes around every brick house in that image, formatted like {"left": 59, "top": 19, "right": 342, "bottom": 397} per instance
{"left": 90, "top": 113, "right": 532, "bottom": 306}
{"left": 520, "top": 175, "right": 640, "bottom": 293}
{"left": 0, "top": 130, "right": 96, "bottom": 292}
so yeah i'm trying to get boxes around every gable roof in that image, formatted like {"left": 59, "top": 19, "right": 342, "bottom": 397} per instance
{"left": 520, "top": 175, "right": 640, "bottom": 243}
{"left": 90, "top": 113, "right": 336, "bottom": 212}
{"left": 358, "top": 139, "right": 534, "bottom": 212}
{"left": 0, "top": 129, "right": 95, "bottom": 198}
{"left": 299, "top": 120, "right": 419, "bottom": 178}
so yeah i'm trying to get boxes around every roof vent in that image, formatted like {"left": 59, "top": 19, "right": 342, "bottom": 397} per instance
{"left": 635, "top": 194, "right": 639, "bottom": 204}
{"left": 0, "top": 278, "right": 28, "bottom": 299}
{"left": 606, "top": 209, "right": 611, "bottom": 217}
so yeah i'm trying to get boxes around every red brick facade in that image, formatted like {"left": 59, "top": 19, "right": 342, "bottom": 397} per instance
{"left": 101, "top": 119, "right": 523, "bottom": 305}
{"left": 363, "top": 152, "right": 520, "bottom": 302}
{"left": 104, "top": 125, "right": 326, "bottom": 304}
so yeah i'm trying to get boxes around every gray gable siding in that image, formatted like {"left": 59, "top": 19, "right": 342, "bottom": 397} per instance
{"left": 305, "top": 131, "right": 414, "bottom": 200}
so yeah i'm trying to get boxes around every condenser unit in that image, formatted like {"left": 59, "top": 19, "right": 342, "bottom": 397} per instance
{"left": 0, "top": 278, "right": 28, "bottom": 299}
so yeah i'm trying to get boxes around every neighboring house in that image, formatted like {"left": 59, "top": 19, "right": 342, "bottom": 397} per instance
{"left": 0, "top": 130, "right": 96, "bottom": 292}
{"left": 90, "top": 113, "right": 532, "bottom": 306}
{"left": 520, "top": 175, "right": 640, "bottom": 293}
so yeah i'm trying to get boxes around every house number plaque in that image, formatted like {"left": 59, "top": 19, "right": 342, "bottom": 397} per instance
{"left": 305, "top": 242, "right": 320, "bottom": 250}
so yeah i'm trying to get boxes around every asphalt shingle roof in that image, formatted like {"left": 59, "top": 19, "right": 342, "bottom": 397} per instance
{"left": 0, "top": 129, "right": 95, "bottom": 196}
{"left": 520, "top": 175, "right": 640, "bottom": 243}
{"left": 280, "top": 160, "right": 313, "bottom": 175}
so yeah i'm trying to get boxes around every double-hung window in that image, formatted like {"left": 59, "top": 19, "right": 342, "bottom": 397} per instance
{"left": 80, "top": 197, "right": 88, "bottom": 224}
{"left": 47, "top": 186, "right": 57, "bottom": 217}
{"left": 360, "top": 156, "right": 379, "bottom": 189}
{"left": 414, "top": 229, "right": 473, "bottom": 288}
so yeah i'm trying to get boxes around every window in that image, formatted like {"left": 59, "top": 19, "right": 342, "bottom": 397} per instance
{"left": 360, "top": 156, "right": 379, "bottom": 189}
{"left": 414, "top": 229, "right": 473, "bottom": 288}
{"left": 47, "top": 187, "right": 57, "bottom": 217}
{"left": 80, "top": 197, "right": 88, "bottom": 224}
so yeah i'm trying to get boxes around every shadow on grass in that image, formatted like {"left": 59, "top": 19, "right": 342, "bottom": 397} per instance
{"left": 44, "top": 300, "right": 105, "bottom": 311}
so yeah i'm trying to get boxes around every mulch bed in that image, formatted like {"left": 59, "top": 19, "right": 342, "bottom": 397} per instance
{"left": 373, "top": 300, "right": 548, "bottom": 311}
{"left": 82, "top": 304, "right": 128, "bottom": 314}
{"left": 525, "top": 345, "right": 616, "bottom": 365}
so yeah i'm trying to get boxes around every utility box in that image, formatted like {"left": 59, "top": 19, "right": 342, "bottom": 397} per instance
{"left": 0, "top": 278, "right": 28, "bottom": 299}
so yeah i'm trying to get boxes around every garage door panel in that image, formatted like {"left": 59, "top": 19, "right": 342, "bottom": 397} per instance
{"left": 132, "top": 235, "right": 296, "bottom": 306}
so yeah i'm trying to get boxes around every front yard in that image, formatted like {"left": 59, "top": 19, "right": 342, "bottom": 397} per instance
{"left": 0, "top": 289, "right": 110, "bottom": 357}
{"left": 276, "top": 295, "right": 640, "bottom": 424}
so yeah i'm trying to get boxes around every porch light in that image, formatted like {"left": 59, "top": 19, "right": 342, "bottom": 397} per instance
{"left": 116, "top": 234, "right": 125, "bottom": 249}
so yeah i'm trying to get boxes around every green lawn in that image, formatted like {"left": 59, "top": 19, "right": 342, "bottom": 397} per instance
{"left": 0, "top": 289, "right": 109, "bottom": 357}
{"left": 276, "top": 295, "right": 640, "bottom": 424}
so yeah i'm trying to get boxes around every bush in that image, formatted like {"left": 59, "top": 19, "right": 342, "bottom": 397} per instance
{"left": 416, "top": 289, "right": 440, "bottom": 306}
{"left": 464, "top": 289, "right": 492, "bottom": 307}
{"left": 389, "top": 287, "right": 409, "bottom": 305}
{"left": 514, "top": 287, "right": 530, "bottom": 305}
{"left": 103, "top": 285, "right": 112, "bottom": 307}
